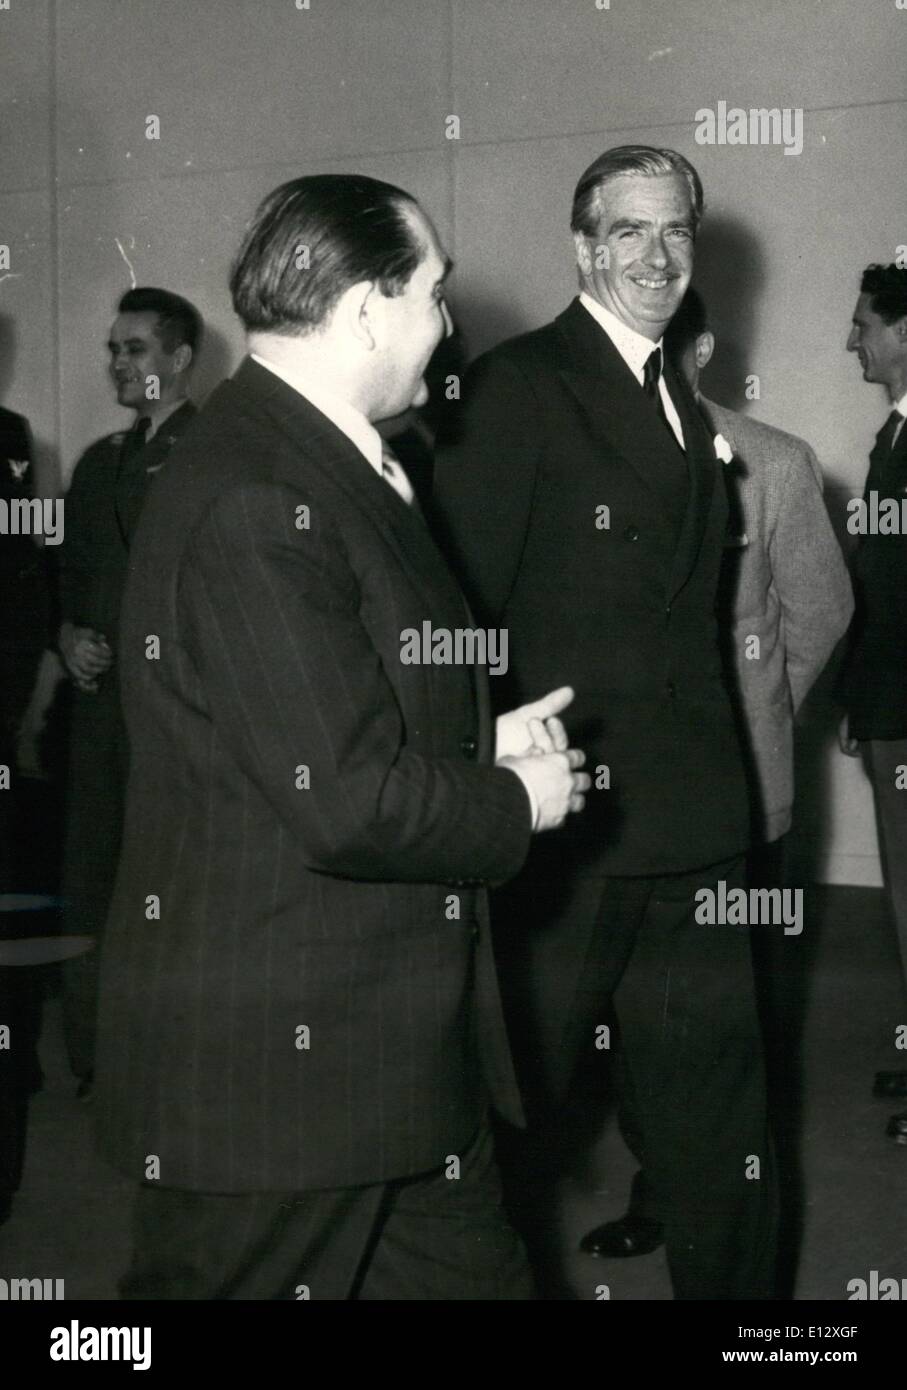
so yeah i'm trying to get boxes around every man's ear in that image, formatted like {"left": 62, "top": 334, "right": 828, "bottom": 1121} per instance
{"left": 895, "top": 315, "right": 907, "bottom": 344}
{"left": 696, "top": 330, "right": 715, "bottom": 372}
{"left": 573, "top": 232, "right": 593, "bottom": 279}
{"left": 172, "top": 343, "right": 193, "bottom": 376}
{"left": 334, "top": 280, "right": 378, "bottom": 350}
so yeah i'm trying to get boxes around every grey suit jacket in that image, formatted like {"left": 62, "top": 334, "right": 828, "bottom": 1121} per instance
{"left": 701, "top": 397, "right": 853, "bottom": 841}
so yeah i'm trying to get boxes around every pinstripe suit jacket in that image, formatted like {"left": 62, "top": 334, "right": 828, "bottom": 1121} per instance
{"left": 94, "top": 358, "right": 532, "bottom": 1194}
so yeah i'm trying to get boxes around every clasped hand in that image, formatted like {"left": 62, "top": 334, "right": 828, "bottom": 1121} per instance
{"left": 495, "top": 685, "right": 590, "bottom": 832}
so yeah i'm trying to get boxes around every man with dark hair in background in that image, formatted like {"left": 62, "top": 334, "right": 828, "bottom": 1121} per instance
{"left": 840, "top": 263, "right": 907, "bottom": 1143}
{"left": 434, "top": 145, "right": 778, "bottom": 1299}
{"left": 58, "top": 287, "right": 202, "bottom": 1098}
{"left": 93, "top": 173, "right": 589, "bottom": 1299}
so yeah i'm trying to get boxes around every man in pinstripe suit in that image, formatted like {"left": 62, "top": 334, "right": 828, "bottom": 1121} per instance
{"left": 93, "top": 174, "right": 589, "bottom": 1300}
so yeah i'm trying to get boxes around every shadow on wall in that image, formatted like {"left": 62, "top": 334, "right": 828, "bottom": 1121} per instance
{"left": 694, "top": 213, "right": 767, "bottom": 413}
{"left": 193, "top": 324, "right": 235, "bottom": 407}
{"left": 0, "top": 312, "right": 61, "bottom": 499}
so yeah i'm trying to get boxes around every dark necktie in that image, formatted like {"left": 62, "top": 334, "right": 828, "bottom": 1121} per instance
{"left": 875, "top": 409, "right": 904, "bottom": 459}
{"left": 118, "top": 416, "right": 152, "bottom": 473}
{"left": 642, "top": 347, "right": 673, "bottom": 436}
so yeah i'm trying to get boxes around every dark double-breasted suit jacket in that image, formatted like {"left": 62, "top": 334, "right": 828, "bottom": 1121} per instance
{"left": 432, "top": 298, "right": 751, "bottom": 1094}
{"left": 94, "top": 358, "right": 532, "bottom": 1194}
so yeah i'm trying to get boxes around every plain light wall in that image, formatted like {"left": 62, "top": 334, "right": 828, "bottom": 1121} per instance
{"left": 2, "top": 0, "right": 903, "bottom": 884}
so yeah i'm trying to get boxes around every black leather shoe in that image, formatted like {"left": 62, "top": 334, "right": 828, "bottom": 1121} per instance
{"left": 886, "top": 1110, "right": 907, "bottom": 1144}
{"left": 874, "top": 1071, "right": 907, "bottom": 1100}
{"left": 580, "top": 1214, "right": 665, "bottom": 1258}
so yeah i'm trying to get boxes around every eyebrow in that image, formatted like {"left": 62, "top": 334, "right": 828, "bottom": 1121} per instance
{"left": 107, "top": 337, "right": 147, "bottom": 349}
{"left": 606, "top": 217, "right": 694, "bottom": 233}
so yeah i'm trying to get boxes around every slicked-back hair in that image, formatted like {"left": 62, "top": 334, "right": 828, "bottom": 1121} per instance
{"left": 664, "top": 286, "right": 710, "bottom": 359}
{"left": 230, "top": 174, "right": 425, "bottom": 335}
{"left": 571, "top": 145, "right": 704, "bottom": 236}
{"left": 861, "top": 263, "right": 907, "bottom": 325}
{"left": 117, "top": 287, "right": 202, "bottom": 354}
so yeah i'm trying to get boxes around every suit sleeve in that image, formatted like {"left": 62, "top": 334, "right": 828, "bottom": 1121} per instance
{"left": 771, "top": 443, "right": 854, "bottom": 712}
{"left": 432, "top": 352, "right": 542, "bottom": 625}
{"left": 59, "top": 448, "right": 102, "bottom": 627}
{"left": 177, "top": 481, "right": 532, "bottom": 885}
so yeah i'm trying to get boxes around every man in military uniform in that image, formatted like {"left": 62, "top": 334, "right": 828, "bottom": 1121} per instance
{"left": 0, "top": 402, "right": 54, "bottom": 1225}
{"left": 58, "top": 287, "right": 202, "bottom": 1095}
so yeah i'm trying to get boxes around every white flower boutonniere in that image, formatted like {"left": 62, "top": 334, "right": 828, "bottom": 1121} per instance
{"left": 713, "top": 433, "right": 733, "bottom": 465}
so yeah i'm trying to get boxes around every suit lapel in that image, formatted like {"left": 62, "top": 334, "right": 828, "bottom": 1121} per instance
{"left": 556, "top": 300, "right": 686, "bottom": 531}
{"left": 555, "top": 299, "right": 719, "bottom": 599}
{"left": 114, "top": 401, "right": 197, "bottom": 546}
{"left": 234, "top": 359, "right": 471, "bottom": 625}
{"left": 868, "top": 412, "right": 907, "bottom": 494}
{"left": 666, "top": 363, "right": 719, "bottom": 601}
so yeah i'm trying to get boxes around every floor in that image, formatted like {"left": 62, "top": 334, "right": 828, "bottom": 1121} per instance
{"left": 1, "top": 884, "right": 906, "bottom": 1299}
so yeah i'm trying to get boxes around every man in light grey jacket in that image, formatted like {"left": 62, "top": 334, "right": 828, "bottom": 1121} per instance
{"left": 674, "top": 289, "right": 854, "bottom": 847}
{"left": 581, "top": 286, "right": 853, "bottom": 1266}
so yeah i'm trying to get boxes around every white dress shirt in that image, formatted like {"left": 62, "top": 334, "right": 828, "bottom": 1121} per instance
{"left": 579, "top": 292, "right": 685, "bottom": 449}
{"left": 892, "top": 387, "right": 907, "bottom": 449}
{"left": 251, "top": 351, "right": 385, "bottom": 472}
{"left": 250, "top": 353, "right": 416, "bottom": 505}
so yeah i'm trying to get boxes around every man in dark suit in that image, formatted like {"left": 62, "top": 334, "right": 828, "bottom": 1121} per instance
{"left": 596, "top": 288, "right": 853, "bottom": 1272}
{"left": 839, "top": 263, "right": 907, "bottom": 1143}
{"left": 0, "top": 403, "right": 54, "bottom": 1227}
{"left": 433, "top": 146, "right": 777, "bottom": 1299}
{"left": 94, "top": 174, "right": 589, "bottom": 1300}
{"left": 58, "top": 288, "right": 201, "bottom": 1096}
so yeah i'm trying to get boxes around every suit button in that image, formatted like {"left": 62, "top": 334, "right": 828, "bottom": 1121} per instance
{"left": 460, "top": 734, "right": 478, "bottom": 758}
{"left": 623, "top": 524, "right": 640, "bottom": 542}
{"left": 666, "top": 680, "right": 676, "bottom": 698}
{"left": 665, "top": 603, "right": 672, "bottom": 618}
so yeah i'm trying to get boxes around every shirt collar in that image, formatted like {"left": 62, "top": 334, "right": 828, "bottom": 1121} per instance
{"left": 578, "top": 292, "right": 663, "bottom": 385}
{"left": 893, "top": 388, "right": 907, "bottom": 419}
{"left": 250, "top": 352, "right": 383, "bottom": 475}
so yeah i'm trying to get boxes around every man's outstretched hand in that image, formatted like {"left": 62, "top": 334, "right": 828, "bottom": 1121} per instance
{"left": 495, "top": 685, "right": 574, "bottom": 760}
{"left": 496, "top": 686, "right": 589, "bottom": 831}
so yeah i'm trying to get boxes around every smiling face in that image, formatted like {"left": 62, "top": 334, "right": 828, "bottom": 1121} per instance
{"left": 847, "top": 293, "right": 907, "bottom": 399}
{"left": 574, "top": 171, "right": 696, "bottom": 341}
{"left": 107, "top": 311, "right": 187, "bottom": 411}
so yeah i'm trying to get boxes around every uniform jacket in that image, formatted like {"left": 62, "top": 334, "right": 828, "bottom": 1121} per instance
{"left": 59, "top": 403, "right": 198, "bottom": 934}
{"left": 94, "top": 358, "right": 532, "bottom": 1193}
{"left": 60, "top": 401, "right": 197, "bottom": 641}
{"left": 0, "top": 406, "right": 49, "bottom": 662}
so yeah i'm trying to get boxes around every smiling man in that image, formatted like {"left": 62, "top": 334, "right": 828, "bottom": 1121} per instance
{"left": 433, "top": 146, "right": 778, "bottom": 1299}
{"left": 58, "top": 287, "right": 201, "bottom": 1098}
